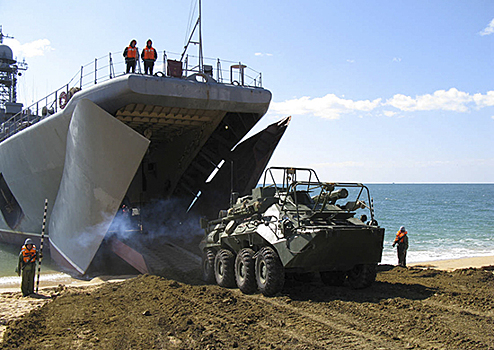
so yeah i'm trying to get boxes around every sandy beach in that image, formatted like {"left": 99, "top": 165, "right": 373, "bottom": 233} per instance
{"left": 409, "top": 255, "right": 494, "bottom": 271}
{"left": 0, "top": 275, "right": 136, "bottom": 342}
{"left": 1, "top": 256, "right": 493, "bottom": 349}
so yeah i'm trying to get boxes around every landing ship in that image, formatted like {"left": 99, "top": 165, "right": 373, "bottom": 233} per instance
{"left": 0, "top": 17, "right": 289, "bottom": 276}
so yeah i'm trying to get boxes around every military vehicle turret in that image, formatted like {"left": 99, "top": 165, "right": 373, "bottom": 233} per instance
{"left": 199, "top": 167, "right": 385, "bottom": 296}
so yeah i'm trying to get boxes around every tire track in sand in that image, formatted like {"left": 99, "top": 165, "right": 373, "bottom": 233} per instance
{"left": 235, "top": 291, "right": 417, "bottom": 350}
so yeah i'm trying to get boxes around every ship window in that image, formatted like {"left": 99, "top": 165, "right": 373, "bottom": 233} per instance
{"left": 0, "top": 173, "right": 24, "bottom": 229}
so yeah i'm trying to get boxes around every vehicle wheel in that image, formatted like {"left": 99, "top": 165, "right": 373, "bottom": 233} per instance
{"left": 235, "top": 248, "right": 257, "bottom": 294}
{"left": 255, "top": 246, "right": 284, "bottom": 297}
{"left": 214, "top": 249, "right": 236, "bottom": 288}
{"left": 347, "top": 264, "right": 377, "bottom": 289}
{"left": 320, "top": 270, "right": 346, "bottom": 286}
{"left": 201, "top": 249, "right": 216, "bottom": 284}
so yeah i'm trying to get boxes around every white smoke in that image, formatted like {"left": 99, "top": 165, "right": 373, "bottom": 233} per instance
{"left": 107, "top": 197, "right": 203, "bottom": 246}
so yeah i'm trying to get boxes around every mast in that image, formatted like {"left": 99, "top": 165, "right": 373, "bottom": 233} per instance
{"left": 181, "top": 0, "right": 204, "bottom": 73}
{"left": 0, "top": 25, "right": 14, "bottom": 44}
{"left": 198, "top": 0, "right": 203, "bottom": 73}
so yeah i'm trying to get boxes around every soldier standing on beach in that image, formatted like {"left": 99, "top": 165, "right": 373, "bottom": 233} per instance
{"left": 392, "top": 226, "right": 408, "bottom": 267}
{"left": 16, "top": 238, "right": 38, "bottom": 297}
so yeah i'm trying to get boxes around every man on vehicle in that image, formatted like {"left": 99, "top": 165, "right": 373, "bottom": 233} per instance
{"left": 17, "top": 238, "right": 38, "bottom": 296}
{"left": 141, "top": 39, "right": 157, "bottom": 75}
{"left": 392, "top": 226, "right": 409, "bottom": 267}
{"left": 123, "top": 39, "right": 138, "bottom": 74}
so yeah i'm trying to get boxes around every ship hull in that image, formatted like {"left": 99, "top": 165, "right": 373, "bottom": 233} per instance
{"left": 0, "top": 74, "right": 277, "bottom": 276}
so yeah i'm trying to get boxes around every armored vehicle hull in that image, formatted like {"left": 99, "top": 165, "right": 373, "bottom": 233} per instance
{"left": 200, "top": 167, "right": 385, "bottom": 296}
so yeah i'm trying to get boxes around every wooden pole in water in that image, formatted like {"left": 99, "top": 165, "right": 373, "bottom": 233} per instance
{"left": 36, "top": 199, "right": 48, "bottom": 294}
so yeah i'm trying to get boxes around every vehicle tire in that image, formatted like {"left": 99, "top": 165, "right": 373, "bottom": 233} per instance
{"left": 214, "top": 249, "right": 236, "bottom": 288}
{"left": 201, "top": 249, "right": 216, "bottom": 284}
{"left": 235, "top": 248, "right": 257, "bottom": 294}
{"left": 320, "top": 270, "right": 346, "bottom": 286}
{"left": 255, "top": 246, "right": 284, "bottom": 297}
{"left": 347, "top": 264, "right": 377, "bottom": 289}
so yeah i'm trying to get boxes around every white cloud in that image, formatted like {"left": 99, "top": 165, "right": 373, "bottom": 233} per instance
{"left": 383, "top": 110, "right": 397, "bottom": 117}
{"left": 270, "top": 88, "right": 494, "bottom": 120}
{"left": 254, "top": 52, "right": 273, "bottom": 57}
{"left": 473, "top": 91, "right": 494, "bottom": 107}
{"left": 392, "top": 57, "right": 402, "bottom": 62}
{"left": 480, "top": 18, "right": 494, "bottom": 36}
{"left": 385, "top": 88, "right": 474, "bottom": 112}
{"left": 270, "top": 94, "right": 381, "bottom": 119}
{"left": 346, "top": 59, "right": 355, "bottom": 63}
{"left": 4, "top": 38, "right": 53, "bottom": 58}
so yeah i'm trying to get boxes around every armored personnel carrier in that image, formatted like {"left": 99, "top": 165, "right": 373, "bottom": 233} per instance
{"left": 199, "top": 167, "right": 385, "bottom": 296}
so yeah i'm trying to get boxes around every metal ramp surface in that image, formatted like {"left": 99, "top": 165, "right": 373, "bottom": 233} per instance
{"left": 108, "top": 235, "right": 201, "bottom": 275}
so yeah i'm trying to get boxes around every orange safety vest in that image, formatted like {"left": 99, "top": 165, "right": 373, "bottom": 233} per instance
{"left": 127, "top": 46, "right": 137, "bottom": 59}
{"left": 394, "top": 231, "right": 407, "bottom": 244}
{"left": 143, "top": 47, "right": 156, "bottom": 60}
{"left": 21, "top": 245, "right": 37, "bottom": 264}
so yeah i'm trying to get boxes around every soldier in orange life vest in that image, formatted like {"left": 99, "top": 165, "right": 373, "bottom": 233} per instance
{"left": 123, "top": 39, "right": 138, "bottom": 74}
{"left": 141, "top": 39, "right": 157, "bottom": 75}
{"left": 392, "top": 226, "right": 409, "bottom": 267}
{"left": 16, "top": 238, "right": 38, "bottom": 296}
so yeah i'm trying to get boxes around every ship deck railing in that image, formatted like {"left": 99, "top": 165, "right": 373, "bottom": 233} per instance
{"left": 0, "top": 50, "right": 264, "bottom": 143}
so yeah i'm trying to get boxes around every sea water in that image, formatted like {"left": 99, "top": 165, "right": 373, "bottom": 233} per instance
{"left": 370, "top": 184, "right": 494, "bottom": 265}
{"left": 0, "top": 184, "right": 493, "bottom": 282}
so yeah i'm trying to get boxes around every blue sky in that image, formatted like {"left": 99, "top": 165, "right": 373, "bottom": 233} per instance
{"left": 1, "top": 0, "right": 493, "bottom": 183}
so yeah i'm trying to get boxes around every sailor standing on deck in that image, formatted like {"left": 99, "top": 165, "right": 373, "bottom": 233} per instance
{"left": 141, "top": 39, "right": 157, "bottom": 75}
{"left": 392, "top": 226, "right": 409, "bottom": 267}
{"left": 123, "top": 39, "right": 138, "bottom": 74}
{"left": 16, "top": 238, "right": 38, "bottom": 296}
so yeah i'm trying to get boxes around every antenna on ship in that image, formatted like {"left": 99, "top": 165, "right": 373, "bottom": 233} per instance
{"left": 0, "top": 26, "right": 28, "bottom": 124}
{"left": 0, "top": 25, "right": 14, "bottom": 44}
{"left": 181, "top": 0, "right": 204, "bottom": 73}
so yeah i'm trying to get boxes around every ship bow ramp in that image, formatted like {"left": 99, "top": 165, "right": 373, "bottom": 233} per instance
{"left": 49, "top": 99, "right": 149, "bottom": 275}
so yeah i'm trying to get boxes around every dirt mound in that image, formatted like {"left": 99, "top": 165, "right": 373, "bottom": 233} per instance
{"left": 2, "top": 265, "right": 494, "bottom": 350}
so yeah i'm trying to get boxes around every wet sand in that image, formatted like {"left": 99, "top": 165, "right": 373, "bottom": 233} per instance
{"left": 409, "top": 255, "right": 494, "bottom": 271}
